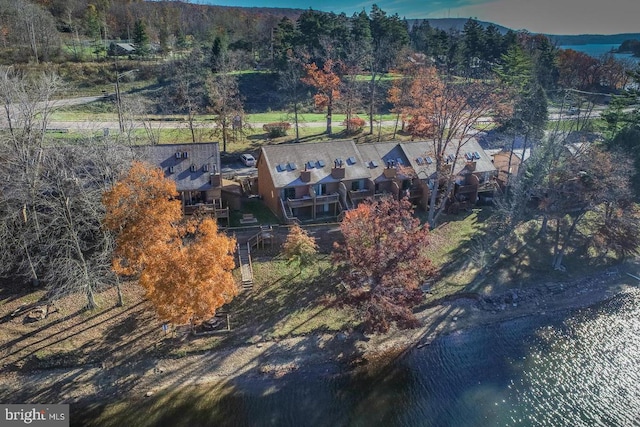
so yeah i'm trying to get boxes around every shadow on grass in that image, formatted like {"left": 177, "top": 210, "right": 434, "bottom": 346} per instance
{"left": 460, "top": 218, "right": 623, "bottom": 296}
{"left": 67, "top": 260, "right": 364, "bottom": 426}
{"left": 2, "top": 301, "right": 150, "bottom": 370}
{"left": 0, "top": 307, "right": 109, "bottom": 356}
{"left": 0, "top": 278, "right": 55, "bottom": 322}
{"left": 225, "top": 256, "right": 354, "bottom": 341}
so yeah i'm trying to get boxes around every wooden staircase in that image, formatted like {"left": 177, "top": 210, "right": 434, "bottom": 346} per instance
{"left": 237, "top": 226, "right": 276, "bottom": 292}
{"left": 237, "top": 242, "right": 253, "bottom": 292}
{"left": 280, "top": 198, "right": 299, "bottom": 224}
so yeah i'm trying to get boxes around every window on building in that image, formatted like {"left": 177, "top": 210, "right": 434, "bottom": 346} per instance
{"left": 283, "top": 187, "right": 296, "bottom": 199}
{"left": 351, "top": 180, "right": 365, "bottom": 191}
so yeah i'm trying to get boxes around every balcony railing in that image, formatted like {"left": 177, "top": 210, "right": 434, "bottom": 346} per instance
{"left": 280, "top": 198, "right": 300, "bottom": 224}
{"left": 286, "top": 195, "right": 314, "bottom": 208}
{"left": 184, "top": 201, "right": 229, "bottom": 218}
{"left": 477, "top": 181, "right": 498, "bottom": 192}
{"left": 286, "top": 193, "right": 339, "bottom": 209}
{"left": 215, "top": 207, "right": 229, "bottom": 218}
{"left": 349, "top": 189, "right": 374, "bottom": 201}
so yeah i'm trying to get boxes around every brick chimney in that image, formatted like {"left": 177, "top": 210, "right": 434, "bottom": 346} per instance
{"left": 466, "top": 161, "right": 476, "bottom": 172}
{"left": 383, "top": 160, "right": 397, "bottom": 178}
{"left": 331, "top": 159, "right": 345, "bottom": 179}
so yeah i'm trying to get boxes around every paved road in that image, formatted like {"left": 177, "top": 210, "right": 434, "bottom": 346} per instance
{"left": 50, "top": 95, "right": 106, "bottom": 108}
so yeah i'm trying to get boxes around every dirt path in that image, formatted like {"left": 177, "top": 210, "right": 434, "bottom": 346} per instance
{"left": 0, "top": 267, "right": 634, "bottom": 406}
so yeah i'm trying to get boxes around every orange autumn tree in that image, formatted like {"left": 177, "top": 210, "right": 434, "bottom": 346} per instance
{"left": 102, "top": 161, "right": 182, "bottom": 276}
{"left": 140, "top": 217, "right": 238, "bottom": 325}
{"left": 302, "top": 59, "right": 342, "bottom": 135}
{"left": 103, "top": 161, "right": 238, "bottom": 325}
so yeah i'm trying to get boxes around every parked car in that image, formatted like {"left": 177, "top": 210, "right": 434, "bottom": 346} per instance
{"left": 240, "top": 153, "right": 256, "bottom": 167}
{"left": 567, "top": 106, "right": 580, "bottom": 115}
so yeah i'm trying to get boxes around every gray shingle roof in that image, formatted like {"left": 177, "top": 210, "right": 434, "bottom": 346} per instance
{"left": 401, "top": 139, "right": 495, "bottom": 179}
{"left": 115, "top": 43, "right": 135, "bottom": 52}
{"left": 138, "top": 143, "right": 220, "bottom": 192}
{"left": 259, "top": 138, "right": 495, "bottom": 189}
{"left": 259, "top": 140, "right": 371, "bottom": 188}
{"left": 356, "top": 142, "right": 413, "bottom": 182}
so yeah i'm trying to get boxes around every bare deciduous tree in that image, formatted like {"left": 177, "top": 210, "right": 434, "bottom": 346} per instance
{"left": 0, "top": 0, "right": 61, "bottom": 63}
{"left": 389, "top": 58, "right": 505, "bottom": 228}
{"left": 278, "top": 51, "right": 305, "bottom": 142}
{"left": 0, "top": 70, "right": 136, "bottom": 306}
{"left": 163, "top": 48, "right": 208, "bottom": 143}
{"left": 1, "top": 140, "right": 135, "bottom": 307}
{"left": 0, "top": 68, "right": 63, "bottom": 285}
{"left": 207, "top": 52, "right": 246, "bottom": 152}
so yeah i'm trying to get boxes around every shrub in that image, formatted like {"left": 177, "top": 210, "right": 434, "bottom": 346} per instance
{"left": 343, "top": 116, "right": 365, "bottom": 135}
{"left": 263, "top": 122, "right": 291, "bottom": 138}
{"left": 282, "top": 224, "right": 318, "bottom": 269}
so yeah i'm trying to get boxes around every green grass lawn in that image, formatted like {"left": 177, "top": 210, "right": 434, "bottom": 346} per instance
{"left": 231, "top": 256, "right": 359, "bottom": 340}
{"left": 546, "top": 117, "right": 604, "bottom": 132}
{"left": 50, "top": 103, "right": 393, "bottom": 126}
{"left": 165, "top": 252, "right": 359, "bottom": 358}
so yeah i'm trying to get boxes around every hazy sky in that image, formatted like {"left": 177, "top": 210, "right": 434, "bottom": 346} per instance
{"left": 197, "top": 0, "right": 639, "bottom": 35}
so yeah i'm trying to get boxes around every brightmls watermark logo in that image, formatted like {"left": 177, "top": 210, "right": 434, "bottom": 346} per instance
{"left": 1, "top": 404, "right": 68, "bottom": 426}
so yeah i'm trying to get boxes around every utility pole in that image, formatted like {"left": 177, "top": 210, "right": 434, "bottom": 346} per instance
{"left": 114, "top": 55, "right": 124, "bottom": 133}
{"left": 115, "top": 76, "right": 124, "bottom": 133}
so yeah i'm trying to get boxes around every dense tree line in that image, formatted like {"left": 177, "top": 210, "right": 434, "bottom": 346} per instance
{"left": 2, "top": 0, "right": 636, "bottom": 142}
{"left": 602, "top": 69, "right": 640, "bottom": 196}
{"left": 1, "top": 1, "right": 633, "bottom": 91}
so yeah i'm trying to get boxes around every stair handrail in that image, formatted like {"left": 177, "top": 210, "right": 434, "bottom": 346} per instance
{"left": 246, "top": 241, "right": 253, "bottom": 283}
{"left": 247, "top": 230, "right": 262, "bottom": 250}
{"left": 280, "top": 197, "right": 299, "bottom": 224}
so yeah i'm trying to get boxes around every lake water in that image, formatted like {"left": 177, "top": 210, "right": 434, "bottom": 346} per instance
{"left": 200, "top": 288, "right": 640, "bottom": 427}
{"left": 559, "top": 43, "right": 640, "bottom": 64}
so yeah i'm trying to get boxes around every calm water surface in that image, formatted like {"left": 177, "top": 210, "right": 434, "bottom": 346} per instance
{"left": 559, "top": 43, "right": 640, "bottom": 64}
{"left": 222, "top": 288, "right": 640, "bottom": 427}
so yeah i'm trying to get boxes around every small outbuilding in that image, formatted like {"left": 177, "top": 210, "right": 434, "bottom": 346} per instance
{"left": 108, "top": 42, "right": 136, "bottom": 57}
